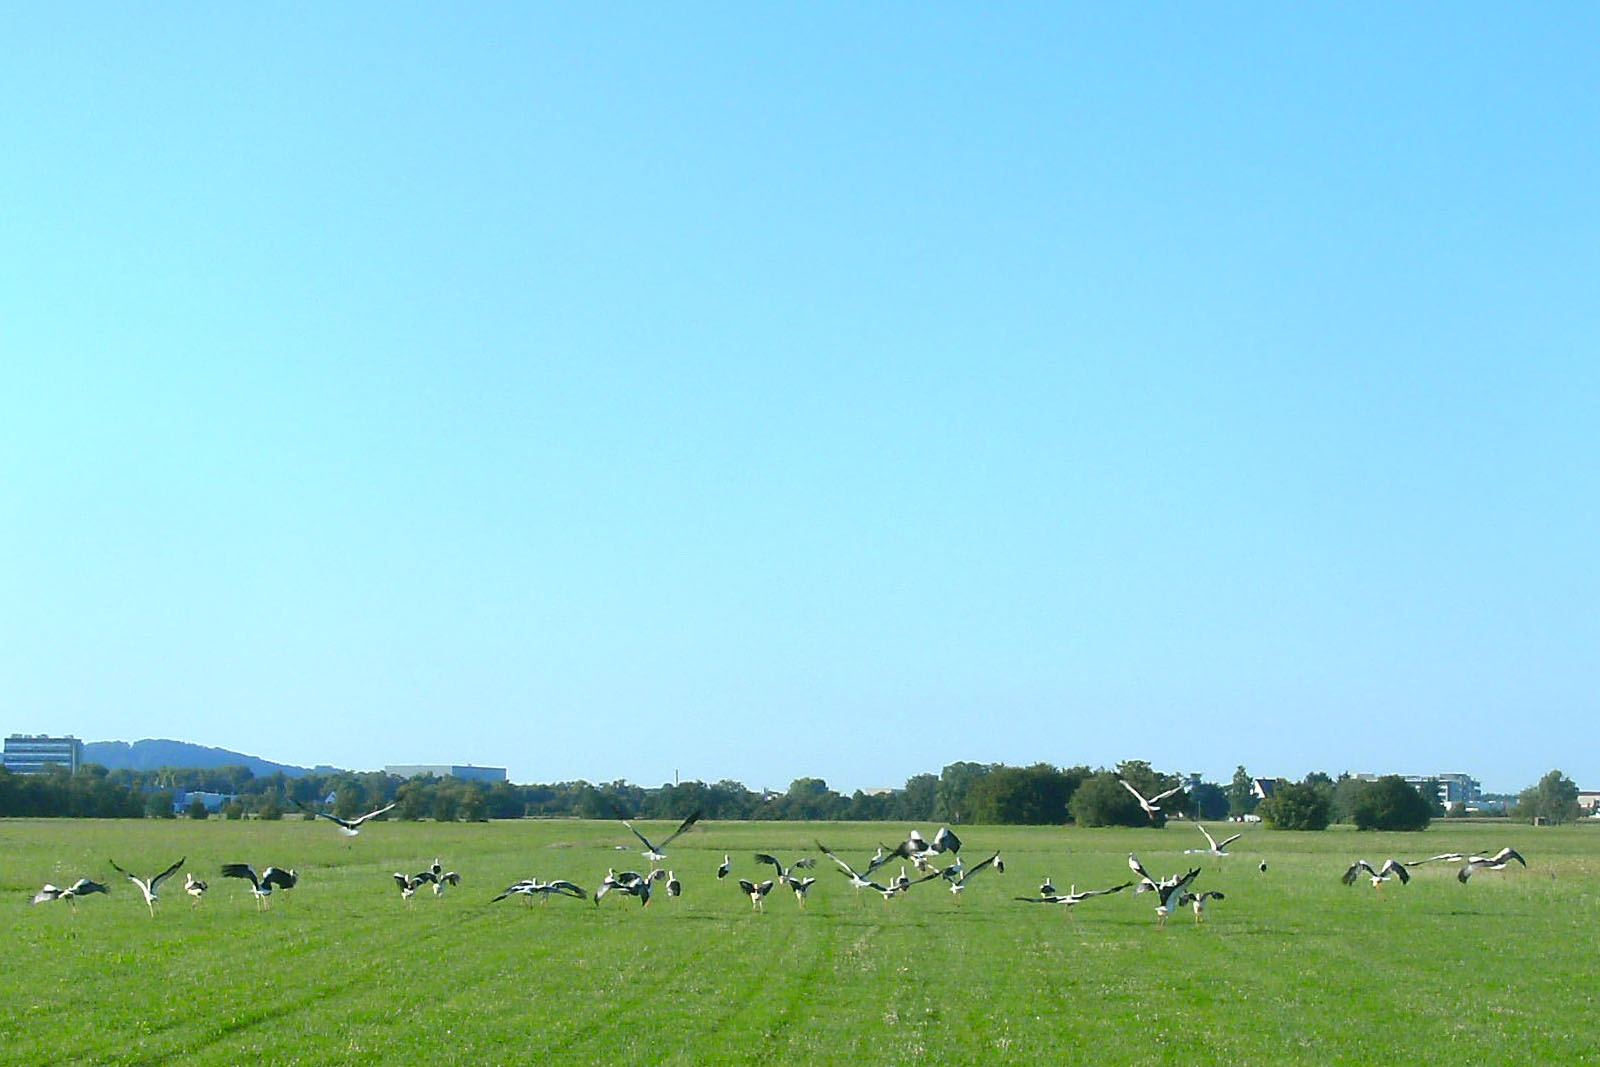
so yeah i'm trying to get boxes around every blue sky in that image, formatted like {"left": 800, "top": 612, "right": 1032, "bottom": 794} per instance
{"left": 3, "top": 6, "right": 1595, "bottom": 796}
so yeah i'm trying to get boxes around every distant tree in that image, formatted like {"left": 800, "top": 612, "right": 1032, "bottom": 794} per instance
{"left": 964, "top": 764, "right": 1082, "bottom": 824}
{"left": 458, "top": 783, "right": 490, "bottom": 822}
{"left": 145, "top": 789, "right": 177, "bottom": 819}
{"left": 897, "top": 774, "right": 939, "bottom": 822}
{"left": 1068, "top": 771, "right": 1151, "bottom": 828}
{"left": 1331, "top": 775, "right": 1366, "bottom": 824}
{"left": 187, "top": 797, "right": 210, "bottom": 820}
{"left": 1257, "top": 781, "right": 1331, "bottom": 830}
{"left": 936, "top": 762, "right": 994, "bottom": 823}
{"left": 772, "top": 778, "right": 847, "bottom": 821}
{"left": 485, "top": 780, "right": 524, "bottom": 820}
{"left": 1416, "top": 778, "right": 1447, "bottom": 818}
{"left": 223, "top": 800, "right": 245, "bottom": 820}
{"left": 1227, "top": 766, "right": 1257, "bottom": 818}
{"left": 396, "top": 779, "right": 432, "bottom": 821}
{"left": 1349, "top": 776, "right": 1432, "bottom": 831}
{"left": 432, "top": 782, "right": 462, "bottom": 823}
{"left": 1187, "top": 781, "right": 1230, "bottom": 821}
{"left": 1515, "top": 769, "right": 1580, "bottom": 825}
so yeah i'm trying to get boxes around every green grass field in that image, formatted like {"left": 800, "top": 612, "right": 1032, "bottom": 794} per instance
{"left": 6, "top": 817, "right": 1598, "bottom": 1065}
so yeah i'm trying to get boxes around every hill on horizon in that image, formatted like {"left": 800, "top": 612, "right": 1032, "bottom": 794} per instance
{"left": 83, "top": 739, "right": 337, "bottom": 778}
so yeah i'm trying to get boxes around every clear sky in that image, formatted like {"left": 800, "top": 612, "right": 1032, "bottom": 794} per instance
{"left": 3, "top": 6, "right": 1595, "bottom": 796}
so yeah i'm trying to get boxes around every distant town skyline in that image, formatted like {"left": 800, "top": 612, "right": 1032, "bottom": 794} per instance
{"left": 5, "top": 8, "right": 1595, "bottom": 803}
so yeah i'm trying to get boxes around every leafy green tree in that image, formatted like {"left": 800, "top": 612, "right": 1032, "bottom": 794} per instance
{"left": 964, "top": 764, "right": 1082, "bottom": 824}
{"left": 1349, "top": 776, "right": 1432, "bottom": 831}
{"left": 1331, "top": 775, "right": 1366, "bottom": 824}
{"left": 1515, "top": 769, "right": 1580, "bottom": 825}
{"left": 936, "top": 762, "right": 993, "bottom": 823}
{"left": 1226, "top": 765, "right": 1257, "bottom": 818}
{"left": 145, "top": 789, "right": 177, "bottom": 819}
{"left": 1188, "top": 781, "right": 1230, "bottom": 820}
{"left": 432, "top": 782, "right": 462, "bottom": 823}
{"left": 187, "top": 796, "right": 210, "bottom": 820}
{"left": 896, "top": 774, "right": 939, "bottom": 821}
{"left": 1068, "top": 771, "right": 1150, "bottom": 828}
{"left": 1416, "top": 778, "right": 1447, "bottom": 817}
{"left": 1257, "top": 781, "right": 1331, "bottom": 830}
{"left": 459, "top": 784, "right": 490, "bottom": 822}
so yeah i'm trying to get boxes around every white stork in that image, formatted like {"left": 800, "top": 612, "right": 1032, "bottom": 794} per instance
{"left": 621, "top": 811, "right": 702, "bottom": 863}
{"left": 716, "top": 855, "right": 732, "bottom": 880}
{"left": 938, "top": 851, "right": 1002, "bottom": 903}
{"left": 1178, "top": 889, "right": 1226, "bottom": 923}
{"left": 1184, "top": 824, "right": 1243, "bottom": 860}
{"left": 1342, "top": 859, "right": 1409, "bottom": 895}
{"left": 1014, "top": 880, "right": 1134, "bottom": 918}
{"left": 184, "top": 873, "right": 208, "bottom": 905}
{"left": 298, "top": 800, "right": 398, "bottom": 837}
{"left": 221, "top": 864, "right": 298, "bottom": 908}
{"left": 817, "top": 840, "right": 893, "bottom": 902}
{"left": 1118, "top": 778, "right": 1185, "bottom": 820}
{"left": 738, "top": 878, "right": 775, "bottom": 912}
{"left": 109, "top": 857, "right": 185, "bottom": 916}
{"left": 32, "top": 878, "right": 110, "bottom": 909}
{"left": 1457, "top": 847, "right": 1527, "bottom": 883}
{"left": 1127, "top": 854, "right": 1201, "bottom": 926}
{"left": 889, "top": 827, "right": 962, "bottom": 872}
{"left": 491, "top": 878, "right": 588, "bottom": 905}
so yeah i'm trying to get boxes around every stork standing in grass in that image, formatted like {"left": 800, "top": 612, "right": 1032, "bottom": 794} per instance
{"left": 109, "top": 857, "right": 185, "bottom": 916}
{"left": 184, "top": 873, "right": 208, "bottom": 906}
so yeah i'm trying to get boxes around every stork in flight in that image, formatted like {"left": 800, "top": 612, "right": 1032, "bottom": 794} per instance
{"left": 622, "top": 811, "right": 702, "bottom": 863}
{"left": 109, "top": 857, "right": 186, "bottom": 916}
{"left": 1127, "top": 853, "right": 1201, "bottom": 926}
{"left": 1178, "top": 889, "right": 1226, "bottom": 923}
{"left": 1184, "top": 824, "right": 1244, "bottom": 860}
{"left": 1014, "top": 881, "right": 1134, "bottom": 918}
{"left": 296, "top": 799, "right": 398, "bottom": 837}
{"left": 888, "top": 827, "right": 962, "bottom": 872}
{"left": 1409, "top": 847, "right": 1527, "bottom": 883}
{"left": 938, "top": 851, "right": 1002, "bottom": 903}
{"left": 738, "top": 878, "right": 776, "bottom": 912}
{"left": 816, "top": 840, "right": 894, "bottom": 902}
{"left": 1342, "top": 859, "right": 1409, "bottom": 895}
{"left": 1456, "top": 847, "right": 1527, "bottom": 883}
{"left": 1118, "top": 778, "right": 1186, "bottom": 820}
{"left": 490, "top": 878, "right": 588, "bottom": 905}
{"left": 32, "top": 878, "right": 110, "bottom": 910}
{"left": 221, "top": 864, "right": 299, "bottom": 908}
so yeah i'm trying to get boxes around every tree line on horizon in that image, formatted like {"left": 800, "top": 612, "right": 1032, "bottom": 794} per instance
{"left": 0, "top": 759, "right": 1584, "bottom": 830}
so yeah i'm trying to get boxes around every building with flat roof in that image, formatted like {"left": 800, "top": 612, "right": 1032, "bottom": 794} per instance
{"left": 385, "top": 764, "right": 507, "bottom": 784}
{"left": 3, "top": 734, "right": 84, "bottom": 774}
{"left": 1354, "top": 772, "right": 1482, "bottom": 807}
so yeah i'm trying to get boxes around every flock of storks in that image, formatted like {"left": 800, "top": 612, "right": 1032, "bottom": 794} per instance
{"left": 28, "top": 783, "right": 1529, "bottom": 924}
